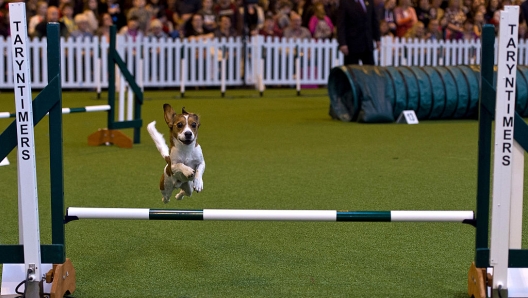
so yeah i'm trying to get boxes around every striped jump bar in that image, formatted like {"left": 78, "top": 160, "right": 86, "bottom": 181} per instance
{"left": 0, "top": 105, "right": 110, "bottom": 119}
{"left": 65, "top": 208, "right": 475, "bottom": 224}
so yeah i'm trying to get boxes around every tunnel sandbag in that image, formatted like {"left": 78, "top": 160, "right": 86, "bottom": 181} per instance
{"left": 408, "top": 66, "right": 433, "bottom": 119}
{"left": 435, "top": 67, "right": 458, "bottom": 119}
{"left": 516, "top": 66, "right": 528, "bottom": 117}
{"left": 328, "top": 66, "right": 359, "bottom": 121}
{"left": 421, "top": 66, "right": 446, "bottom": 120}
{"left": 458, "top": 66, "right": 480, "bottom": 119}
{"left": 384, "top": 66, "right": 407, "bottom": 118}
{"left": 348, "top": 66, "right": 394, "bottom": 123}
{"left": 446, "top": 67, "right": 470, "bottom": 119}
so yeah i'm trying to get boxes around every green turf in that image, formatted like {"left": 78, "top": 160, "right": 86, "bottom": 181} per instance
{"left": 0, "top": 88, "right": 527, "bottom": 297}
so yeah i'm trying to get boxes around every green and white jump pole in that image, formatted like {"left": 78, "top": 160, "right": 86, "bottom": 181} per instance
{"left": 0, "top": 105, "right": 111, "bottom": 119}
{"left": 65, "top": 208, "right": 475, "bottom": 223}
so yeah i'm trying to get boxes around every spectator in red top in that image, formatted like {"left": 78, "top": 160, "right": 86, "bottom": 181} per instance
{"left": 394, "top": 0, "right": 417, "bottom": 37}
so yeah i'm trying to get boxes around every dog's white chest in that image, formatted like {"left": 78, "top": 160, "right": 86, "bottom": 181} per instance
{"left": 171, "top": 145, "right": 203, "bottom": 169}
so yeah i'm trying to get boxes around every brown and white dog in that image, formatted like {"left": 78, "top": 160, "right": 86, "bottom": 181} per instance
{"left": 147, "top": 104, "right": 205, "bottom": 203}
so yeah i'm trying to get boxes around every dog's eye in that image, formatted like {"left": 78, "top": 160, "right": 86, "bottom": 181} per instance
{"left": 177, "top": 122, "right": 183, "bottom": 128}
{"left": 191, "top": 122, "right": 197, "bottom": 128}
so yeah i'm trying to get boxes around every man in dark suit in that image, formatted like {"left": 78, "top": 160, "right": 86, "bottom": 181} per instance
{"left": 337, "top": 0, "right": 381, "bottom": 65}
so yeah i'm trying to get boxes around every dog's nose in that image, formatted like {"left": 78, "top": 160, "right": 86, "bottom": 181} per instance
{"left": 184, "top": 131, "right": 192, "bottom": 139}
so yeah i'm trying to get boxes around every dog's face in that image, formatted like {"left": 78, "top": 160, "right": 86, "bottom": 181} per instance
{"left": 164, "top": 104, "right": 200, "bottom": 146}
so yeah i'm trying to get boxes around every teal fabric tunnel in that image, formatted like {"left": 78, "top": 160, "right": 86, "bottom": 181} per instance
{"left": 328, "top": 65, "right": 528, "bottom": 123}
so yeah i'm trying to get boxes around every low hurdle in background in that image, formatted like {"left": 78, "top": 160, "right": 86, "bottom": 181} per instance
{"left": 0, "top": 25, "right": 143, "bottom": 149}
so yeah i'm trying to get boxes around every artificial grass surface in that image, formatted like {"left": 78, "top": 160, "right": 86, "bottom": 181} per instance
{"left": 0, "top": 88, "right": 526, "bottom": 297}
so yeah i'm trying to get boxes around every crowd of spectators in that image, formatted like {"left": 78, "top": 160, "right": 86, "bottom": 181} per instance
{"left": 0, "top": 0, "right": 526, "bottom": 41}
{"left": 381, "top": 0, "right": 528, "bottom": 41}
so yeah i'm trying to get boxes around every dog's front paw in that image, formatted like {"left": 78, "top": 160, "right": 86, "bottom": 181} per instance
{"left": 194, "top": 179, "right": 203, "bottom": 192}
{"left": 172, "top": 164, "right": 195, "bottom": 181}
{"left": 162, "top": 196, "right": 170, "bottom": 204}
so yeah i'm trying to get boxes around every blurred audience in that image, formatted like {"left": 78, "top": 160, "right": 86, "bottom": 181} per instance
{"left": 2, "top": 0, "right": 524, "bottom": 44}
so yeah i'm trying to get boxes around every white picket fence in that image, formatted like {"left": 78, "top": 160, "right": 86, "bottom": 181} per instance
{"left": 0, "top": 35, "right": 526, "bottom": 89}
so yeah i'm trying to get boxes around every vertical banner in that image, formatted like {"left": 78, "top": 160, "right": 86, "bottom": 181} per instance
{"left": 9, "top": 1, "right": 42, "bottom": 288}
{"left": 489, "top": 5, "right": 518, "bottom": 295}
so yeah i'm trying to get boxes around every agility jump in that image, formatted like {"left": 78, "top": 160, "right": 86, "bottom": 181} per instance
{"left": 0, "top": 5, "right": 71, "bottom": 298}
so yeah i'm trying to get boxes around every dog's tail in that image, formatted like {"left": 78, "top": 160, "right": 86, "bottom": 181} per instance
{"left": 147, "top": 121, "right": 170, "bottom": 159}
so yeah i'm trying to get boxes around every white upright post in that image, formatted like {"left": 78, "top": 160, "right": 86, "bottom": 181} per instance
{"left": 510, "top": 141, "right": 524, "bottom": 248}
{"left": 95, "top": 54, "right": 101, "bottom": 98}
{"left": 118, "top": 76, "right": 125, "bottom": 121}
{"left": 295, "top": 57, "right": 300, "bottom": 96}
{"left": 489, "top": 6, "right": 518, "bottom": 297}
{"left": 8, "top": 3, "right": 42, "bottom": 297}
{"left": 180, "top": 58, "right": 186, "bottom": 97}
{"left": 259, "top": 59, "right": 265, "bottom": 96}
{"left": 220, "top": 51, "right": 226, "bottom": 97}
{"left": 127, "top": 83, "right": 133, "bottom": 121}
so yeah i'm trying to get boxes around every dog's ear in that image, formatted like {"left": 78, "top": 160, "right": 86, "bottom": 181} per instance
{"left": 195, "top": 114, "right": 201, "bottom": 128}
{"left": 163, "top": 104, "right": 175, "bottom": 128}
{"left": 182, "top": 107, "right": 188, "bottom": 115}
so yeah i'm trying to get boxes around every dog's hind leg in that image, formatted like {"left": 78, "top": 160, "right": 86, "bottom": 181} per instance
{"left": 160, "top": 172, "right": 174, "bottom": 203}
{"left": 175, "top": 182, "right": 193, "bottom": 200}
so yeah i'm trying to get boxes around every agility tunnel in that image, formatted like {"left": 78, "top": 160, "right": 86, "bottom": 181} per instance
{"left": 328, "top": 65, "right": 528, "bottom": 123}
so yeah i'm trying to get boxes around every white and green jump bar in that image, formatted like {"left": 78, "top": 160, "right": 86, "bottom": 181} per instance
{"left": 0, "top": 105, "right": 110, "bottom": 119}
{"left": 65, "top": 208, "right": 475, "bottom": 224}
